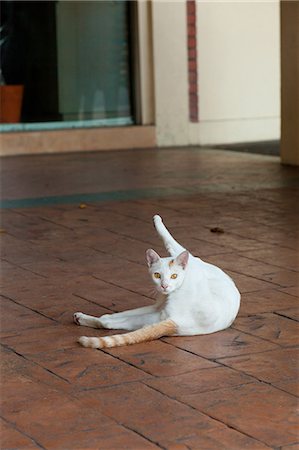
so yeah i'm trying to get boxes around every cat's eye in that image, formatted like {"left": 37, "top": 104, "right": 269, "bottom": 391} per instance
{"left": 171, "top": 274, "right": 178, "bottom": 279}
{"left": 154, "top": 272, "right": 161, "bottom": 279}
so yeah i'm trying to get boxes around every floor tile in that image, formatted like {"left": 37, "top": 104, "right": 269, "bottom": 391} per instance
{"left": 144, "top": 365, "right": 254, "bottom": 398}
{"left": 272, "top": 379, "right": 299, "bottom": 396}
{"left": 239, "top": 289, "right": 298, "bottom": 316}
{"left": 241, "top": 247, "right": 299, "bottom": 272}
{"left": 107, "top": 340, "right": 218, "bottom": 377}
{"left": 225, "top": 220, "right": 298, "bottom": 250}
{"left": 163, "top": 328, "right": 278, "bottom": 359}
{"left": 217, "top": 347, "right": 298, "bottom": 383}
{"left": 77, "top": 382, "right": 217, "bottom": 443}
{"left": 41, "top": 423, "right": 160, "bottom": 449}
{"left": 0, "top": 295, "right": 54, "bottom": 337}
{"left": 28, "top": 347, "right": 151, "bottom": 389}
{"left": 280, "top": 286, "right": 299, "bottom": 298}
{"left": 280, "top": 444, "right": 299, "bottom": 450}
{"left": 0, "top": 418, "right": 41, "bottom": 450}
{"left": 1, "top": 323, "right": 93, "bottom": 355}
{"left": 0, "top": 345, "right": 70, "bottom": 393}
{"left": 206, "top": 253, "right": 299, "bottom": 287}
{"left": 3, "top": 390, "right": 115, "bottom": 448}
{"left": 183, "top": 382, "right": 298, "bottom": 447}
{"left": 275, "top": 307, "right": 299, "bottom": 321}
{"left": 226, "top": 270, "right": 279, "bottom": 294}
{"left": 165, "top": 429, "right": 272, "bottom": 450}
{"left": 1, "top": 148, "right": 298, "bottom": 450}
{"left": 233, "top": 313, "right": 299, "bottom": 346}
{"left": 72, "top": 275, "right": 156, "bottom": 312}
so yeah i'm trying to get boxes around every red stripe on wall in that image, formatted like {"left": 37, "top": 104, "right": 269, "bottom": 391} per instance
{"left": 186, "top": 0, "right": 199, "bottom": 122}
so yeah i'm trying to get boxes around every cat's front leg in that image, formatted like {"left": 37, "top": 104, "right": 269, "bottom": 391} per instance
{"left": 73, "top": 312, "right": 105, "bottom": 329}
{"left": 74, "top": 312, "right": 121, "bottom": 329}
{"left": 74, "top": 307, "right": 161, "bottom": 331}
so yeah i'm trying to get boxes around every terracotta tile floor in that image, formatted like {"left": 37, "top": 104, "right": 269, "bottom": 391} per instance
{"left": 1, "top": 148, "right": 299, "bottom": 449}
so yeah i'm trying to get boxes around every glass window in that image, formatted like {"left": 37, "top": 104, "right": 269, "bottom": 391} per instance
{"left": 0, "top": 0, "right": 133, "bottom": 130}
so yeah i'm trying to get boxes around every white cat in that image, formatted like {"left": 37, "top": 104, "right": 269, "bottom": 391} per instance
{"left": 74, "top": 215, "right": 240, "bottom": 349}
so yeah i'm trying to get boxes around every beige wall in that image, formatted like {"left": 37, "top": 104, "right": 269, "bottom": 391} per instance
{"left": 151, "top": 0, "right": 280, "bottom": 147}
{"left": 195, "top": 0, "right": 280, "bottom": 145}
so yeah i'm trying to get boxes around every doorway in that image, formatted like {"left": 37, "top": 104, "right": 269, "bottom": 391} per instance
{"left": 0, "top": 1, "right": 134, "bottom": 128}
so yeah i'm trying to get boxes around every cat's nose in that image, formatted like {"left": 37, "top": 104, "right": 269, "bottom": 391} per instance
{"left": 161, "top": 283, "right": 169, "bottom": 290}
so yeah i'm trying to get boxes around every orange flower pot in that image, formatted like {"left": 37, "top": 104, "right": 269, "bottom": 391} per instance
{"left": 0, "top": 85, "right": 24, "bottom": 123}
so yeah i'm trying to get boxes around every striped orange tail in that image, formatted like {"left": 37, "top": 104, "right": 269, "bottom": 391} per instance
{"left": 78, "top": 319, "right": 177, "bottom": 349}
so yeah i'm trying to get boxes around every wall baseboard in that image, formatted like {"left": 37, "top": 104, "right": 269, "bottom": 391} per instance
{"left": 0, "top": 126, "right": 156, "bottom": 156}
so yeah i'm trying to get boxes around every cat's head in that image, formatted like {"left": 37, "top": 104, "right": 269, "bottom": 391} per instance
{"left": 146, "top": 249, "right": 189, "bottom": 295}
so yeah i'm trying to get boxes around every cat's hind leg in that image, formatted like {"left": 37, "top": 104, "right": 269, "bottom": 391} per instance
{"left": 153, "top": 215, "right": 185, "bottom": 256}
{"left": 78, "top": 318, "right": 177, "bottom": 349}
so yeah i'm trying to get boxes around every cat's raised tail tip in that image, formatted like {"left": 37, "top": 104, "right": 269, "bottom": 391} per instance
{"left": 153, "top": 214, "right": 162, "bottom": 223}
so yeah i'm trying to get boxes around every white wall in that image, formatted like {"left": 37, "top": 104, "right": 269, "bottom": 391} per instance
{"left": 151, "top": 0, "right": 280, "bottom": 147}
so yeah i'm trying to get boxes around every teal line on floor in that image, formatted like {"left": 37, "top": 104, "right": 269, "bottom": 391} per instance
{"left": 1, "top": 178, "right": 298, "bottom": 209}
{"left": 0, "top": 187, "right": 185, "bottom": 209}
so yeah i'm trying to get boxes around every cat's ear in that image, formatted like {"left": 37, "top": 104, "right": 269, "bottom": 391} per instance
{"left": 146, "top": 249, "right": 160, "bottom": 267}
{"left": 176, "top": 250, "right": 189, "bottom": 269}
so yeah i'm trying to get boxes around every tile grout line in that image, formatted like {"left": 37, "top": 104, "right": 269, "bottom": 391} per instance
{"left": 230, "top": 324, "right": 294, "bottom": 349}
{"left": 0, "top": 343, "right": 71, "bottom": 385}
{"left": 0, "top": 415, "right": 46, "bottom": 450}
{"left": 90, "top": 274, "right": 156, "bottom": 302}
{"left": 273, "top": 311, "right": 299, "bottom": 322}
{"left": 118, "top": 422, "right": 166, "bottom": 450}
{"left": 72, "top": 292, "right": 116, "bottom": 313}
{"left": 162, "top": 332, "right": 283, "bottom": 359}
{"left": 214, "top": 356, "right": 299, "bottom": 400}
{"left": 1, "top": 258, "right": 48, "bottom": 279}
{"left": 143, "top": 382, "right": 273, "bottom": 449}
{"left": 0, "top": 293, "right": 59, "bottom": 324}
{"left": 102, "top": 344, "right": 220, "bottom": 380}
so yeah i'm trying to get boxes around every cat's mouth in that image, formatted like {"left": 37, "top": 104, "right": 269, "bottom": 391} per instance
{"left": 160, "top": 286, "right": 171, "bottom": 294}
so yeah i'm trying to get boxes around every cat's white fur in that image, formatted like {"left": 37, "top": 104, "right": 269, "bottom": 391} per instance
{"left": 74, "top": 215, "right": 240, "bottom": 340}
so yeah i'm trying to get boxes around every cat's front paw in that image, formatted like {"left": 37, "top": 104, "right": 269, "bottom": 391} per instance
{"left": 73, "top": 312, "right": 84, "bottom": 325}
